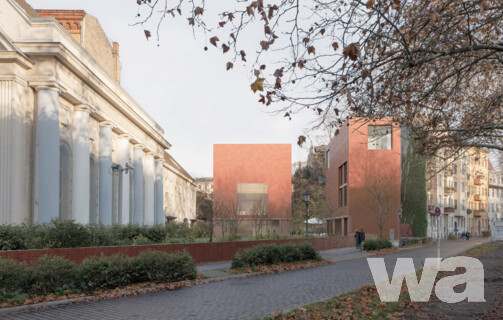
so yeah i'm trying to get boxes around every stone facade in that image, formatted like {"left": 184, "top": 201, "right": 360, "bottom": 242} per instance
{"left": 163, "top": 152, "right": 197, "bottom": 224}
{"left": 0, "top": 0, "right": 190, "bottom": 226}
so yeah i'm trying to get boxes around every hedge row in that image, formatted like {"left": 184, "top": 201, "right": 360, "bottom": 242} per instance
{"left": 0, "top": 250, "right": 196, "bottom": 300}
{"left": 231, "top": 242, "right": 321, "bottom": 269}
{"left": 362, "top": 239, "right": 393, "bottom": 251}
{"left": 0, "top": 219, "right": 210, "bottom": 250}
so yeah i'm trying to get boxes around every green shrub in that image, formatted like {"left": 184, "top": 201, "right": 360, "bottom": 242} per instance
{"left": 0, "top": 222, "right": 202, "bottom": 251}
{"left": 362, "top": 239, "right": 393, "bottom": 251}
{"left": 0, "top": 250, "right": 197, "bottom": 298}
{"left": 42, "top": 219, "right": 92, "bottom": 249}
{"left": 109, "top": 224, "right": 143, "bottom": 243}
{"left": 87, "top": 224, "right": 114, "bottom": 247}
{"left": 126, "top": 250, "right": 196, "bottom": 283}
{"left": 421, "top": 237, "right": 433, "bottom": 244}
{"left": 215, "top": 234, "right": 242, "bottom": 242}
{"left": 0, "top": 225, "right": 27, "bottom": 250}
{"left": 133, "top": 235, "right": 154, "bottom": 245}
{"left": 190, "top": 221, "right": 212, "bottom": 238}
{"left": 231, "top": 242, "right": 321, "bottom": 269}
{"left": 79, "top": 254, "right": 126, "bottom": 292}
{"left": 0, "top": 257, "right": 26, "bottom": 296}
{"left": 164, "top": 223, "right": 193, "bottom": 242}
{"left": 26, "top": 255, "right": 78, "bottom": 295}
{"left": 142, "top": 224, "right": 168, "bottom": 243}
{"left": 448, "top": 234, "right": 458, "bottom": 240}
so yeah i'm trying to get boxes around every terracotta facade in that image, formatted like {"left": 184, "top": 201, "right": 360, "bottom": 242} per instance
{"left": 213, "top": 144, "right": 292, "bottom": 235}
{"left": 326, "top": 119, "right": 401, "bottom": 240}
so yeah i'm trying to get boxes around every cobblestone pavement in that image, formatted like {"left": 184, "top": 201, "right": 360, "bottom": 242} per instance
{"left": 2, "top": 238, "right": 486, "bottom": 320}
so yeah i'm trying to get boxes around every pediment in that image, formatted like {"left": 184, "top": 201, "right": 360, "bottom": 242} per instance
{"left": 0, "top": 28, "right": 18, "bottom": 51}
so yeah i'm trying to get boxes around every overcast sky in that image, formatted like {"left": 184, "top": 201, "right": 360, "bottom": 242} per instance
{"left": 29, "top": 0, "right": 324, "bottom": 178}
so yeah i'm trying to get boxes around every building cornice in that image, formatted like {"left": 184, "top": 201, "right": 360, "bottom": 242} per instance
{"left": 5, "top": 0, "right": 171, "bottom": 149}
{"left": 163, "top": 163, "right": 197, "bottom": 186}
{"left": 18, "top": 41, "right": 171, "bottom": 149}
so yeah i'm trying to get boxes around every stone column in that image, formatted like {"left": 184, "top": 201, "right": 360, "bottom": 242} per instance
{"left": 0, "top": 79, "right": 29, "bottom": 224}
{"left": 144, "top": 152, "right": 155, "bottom": 225}
{"left": 72, "top": 105, "right": 91, "bottom": 224}
{"left": 117, "top": 134, "right": 131, "bottom": 225}
{"left": 34, "top": 86, "right": 61, "bottom": 223}
{"left": 154, "top": 158, "right": 164, "bottom": 224}
{"left": 98, "top": 121, "right": 113, "bottom": 225}
{"left": 132, "top": 144, "right": 144, "bottom": 225}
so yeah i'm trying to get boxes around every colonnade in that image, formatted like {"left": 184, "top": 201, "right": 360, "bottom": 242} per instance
{"left": 34, "top": 86, "right": 164, "bottom": 225}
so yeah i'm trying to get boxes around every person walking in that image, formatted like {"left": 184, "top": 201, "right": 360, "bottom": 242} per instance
{"left": 359, "top": 228, "right": 365, "bottom": 251}
{"left": 354, "top": 229, "right": 361, "bottom": 251}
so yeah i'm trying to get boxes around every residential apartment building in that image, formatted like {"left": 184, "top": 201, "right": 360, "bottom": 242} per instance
{"left": 489, "top": 162, "right": 503, "bottom": 241}
{"left": 489, "top": 162, "right": 503, "bottom": 221}
{"left": 466, "top": 149, "right": 490, "bottom": 235}
{"left": 426, "top": 148, "right": 491, "bottom": 238}
{"left": 325, "top": 118, "right": 401, "bottom": 240}
{"left": 426, "top": 156, "right": 468, "bottom": 238}
{"left": 196, "top": 177, "right": 214, "bottom": 199}
{"left": 213, "top": 144, "right": 292, "bottom": 236}
{"left": 0, "top": 0, "right": 192, "bottom": 226}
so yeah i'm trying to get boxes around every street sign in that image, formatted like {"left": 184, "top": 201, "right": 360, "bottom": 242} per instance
{"left": 435, "top": 206, "right": 441, "bottom": 217}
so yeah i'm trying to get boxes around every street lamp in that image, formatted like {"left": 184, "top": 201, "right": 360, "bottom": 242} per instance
{"left": 397, "top": 208, "right": 402, "bottom": 247}
{"left": 303, "top": 189, "right": 311, "bottom": 242}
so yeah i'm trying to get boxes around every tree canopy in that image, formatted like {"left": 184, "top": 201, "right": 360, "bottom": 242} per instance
{"left": 134, "top": 0, "right": 503, "bottom": 158}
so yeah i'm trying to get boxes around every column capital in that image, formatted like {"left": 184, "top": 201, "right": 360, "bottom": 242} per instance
{"left": 155, "top": 157, "right": 165, "bottom": 163}
{"left": 30, "top": 81, "right": 66, "bottom": 93}
{"left": 99, "top": 120, "right": 114, "bottom": 128}
{"left": 133, "top": 143, "right": 145, "bottom": 150}
{"left": 74, "top": 104, "right": 91, "bottom": 113}
{"left": 118, "top": 133, "right": 130, "bottom": 140}
{"left": 33, "top": 85, "right": 61, "bottom": 94}
{"left": 145, "top": 151, "right": 155, "bottom": 157}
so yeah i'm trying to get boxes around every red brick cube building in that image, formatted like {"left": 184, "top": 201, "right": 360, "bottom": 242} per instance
{"left": 325, "top": 118, "right": 402, "bottom": 240}
{"left": 213, "top": 144, "right": 292, "bottom": 236}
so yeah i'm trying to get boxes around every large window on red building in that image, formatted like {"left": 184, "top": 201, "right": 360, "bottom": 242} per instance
{"left": 368, "top": 126, "right": 392, "bottom": 149}
{"left": 236, "top": 183, "right": 268, "bottom": 215}
{"left": 339, "top": 162, "right": 347, "bottom": 207}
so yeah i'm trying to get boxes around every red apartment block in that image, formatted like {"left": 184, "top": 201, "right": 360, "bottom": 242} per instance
{"left": 213, "top": 144, "right": 292, "bottom": 236}
{"left": 325, "top": 119, "right": 401, "bottom": 240}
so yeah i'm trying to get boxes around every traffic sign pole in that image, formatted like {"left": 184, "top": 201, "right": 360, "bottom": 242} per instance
{"left": 435, "top": 206, "right": 441, "bottom": 268}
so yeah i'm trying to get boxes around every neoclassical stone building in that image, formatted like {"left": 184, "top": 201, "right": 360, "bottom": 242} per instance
{"left": 0, "top": 0, "right": 195, "bottom": 225}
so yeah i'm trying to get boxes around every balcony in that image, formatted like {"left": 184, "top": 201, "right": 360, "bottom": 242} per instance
{"left": 474, "top": 194, "right": 485, "bottom": 201}
{"left": 444, "top": 207, "right": 455, "bottom": 213}
{"left": 474, "top": 178, "right": 483, "bottom": 185}
{"left": 444, "top": 187, "right": 456, "bottom": 194}
{"left": 474, "top": 210, "right": 485, "bottom": 217}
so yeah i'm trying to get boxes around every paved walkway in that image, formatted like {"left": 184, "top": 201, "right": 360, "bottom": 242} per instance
{"left": 2, "top": 238, "right": 487, "bottom": 320}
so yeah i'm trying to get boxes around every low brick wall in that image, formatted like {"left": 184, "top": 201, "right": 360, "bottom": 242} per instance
{"left": 0, "top": 236, "right": 354, "bottom": 265}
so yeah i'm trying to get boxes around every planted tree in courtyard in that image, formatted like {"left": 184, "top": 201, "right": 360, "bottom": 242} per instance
{"left": 364, "top": 175, "right": 394, "bottom": 239}
{"left": 134, "top": 0, "right": 503, "bottom": 158}
{"left": 250, "top": 199, "right": 269, "bottom": 236}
